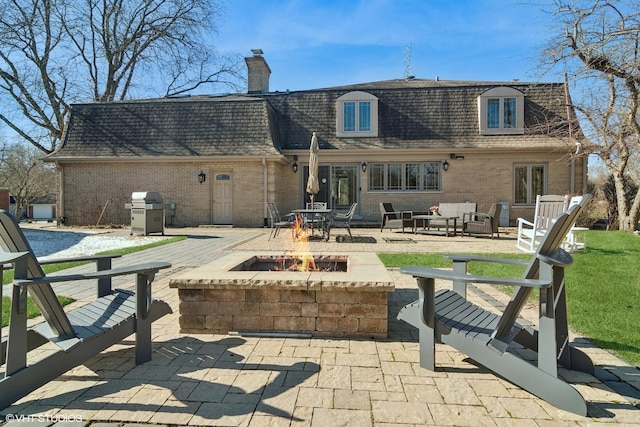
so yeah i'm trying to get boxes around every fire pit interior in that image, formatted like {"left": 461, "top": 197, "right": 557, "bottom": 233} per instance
{"left": 169, "top": 251, "right": 394, "bottom": 338}
{"left": 230, "top": 255, "right": 348, "bottom": 272}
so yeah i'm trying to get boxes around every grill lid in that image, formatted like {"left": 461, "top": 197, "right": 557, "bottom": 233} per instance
{"left": 131, "top": 191, "right": 163, "bottom": 204}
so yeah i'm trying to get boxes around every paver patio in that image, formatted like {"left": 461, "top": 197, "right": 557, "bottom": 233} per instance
{"left": 1, "top": 226, "right": 638, "bottom": 426}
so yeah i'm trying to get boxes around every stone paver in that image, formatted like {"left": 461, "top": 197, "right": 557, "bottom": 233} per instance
{"left": 1, "top": 225, "right": 639, "bottom": 426}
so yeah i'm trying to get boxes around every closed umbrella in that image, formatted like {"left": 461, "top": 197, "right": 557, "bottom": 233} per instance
{"left": 306, "top": 132, "right": 319, "bottom": 204}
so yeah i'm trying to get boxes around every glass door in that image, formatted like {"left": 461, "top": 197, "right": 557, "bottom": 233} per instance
{"left": 331, "top": 165, "right": 358, "bottom": 213}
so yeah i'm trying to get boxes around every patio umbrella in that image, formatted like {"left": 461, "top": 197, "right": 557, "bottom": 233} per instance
{"left": 306, "top": 132, "right": 320, "bottom": 204}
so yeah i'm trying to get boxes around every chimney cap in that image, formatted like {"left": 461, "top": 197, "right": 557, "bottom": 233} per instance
{"left": 251, "top": 49, "right": 264, "bottom": 56}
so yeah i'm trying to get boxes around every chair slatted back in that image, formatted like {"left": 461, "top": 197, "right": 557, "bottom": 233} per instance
{"left": 535, "top": 195, "right": 569, "bottom": 230}
{"left": 346, "top": 202, "right": 358, "bottom": 218}
{"left": 306, "top": 202, "right": 327, "bottom": 210}
{"left": 266, "top": 202, "right": 279, "bottom": 223}
{"left": 492, "top": 195, "right": 591, "bottom": 343}
{"left": 0, "top": 210, "right": 75, "bottom": 337}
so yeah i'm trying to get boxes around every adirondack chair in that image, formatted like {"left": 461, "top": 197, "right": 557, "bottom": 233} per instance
{"left": 562, "top": 196, "right": 587, "bottom": 252}
{"left": 397, "top": 195, "right": 594, "bottom": 415}
{"left": 0, "top": 210, "right": 172, "bottom": 410}
{"left": 516, "top": 194, "right": 569, "bottom": 252}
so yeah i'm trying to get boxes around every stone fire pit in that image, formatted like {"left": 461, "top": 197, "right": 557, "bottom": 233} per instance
{"left": 169, "top": 251, "right": 394, "bottom": 338}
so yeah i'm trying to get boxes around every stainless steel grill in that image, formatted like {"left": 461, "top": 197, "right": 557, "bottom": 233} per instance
{"left": 125, "top": 191, "right": 165, "bottom": 236}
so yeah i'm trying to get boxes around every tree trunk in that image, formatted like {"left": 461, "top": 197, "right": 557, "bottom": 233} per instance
{"left": 613, "top": 172, "right": 640, "bottom": 231}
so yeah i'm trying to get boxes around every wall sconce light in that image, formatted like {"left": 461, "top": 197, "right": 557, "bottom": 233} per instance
{"left": 292, "top": 155, "right": 298, "bottom": 173}
{"left": 442, "top": 160, "right": 449, "bottom": 172}
{"left": 361, "top": 162, "right": 367, "bottom": 173}
{"left": 198, "top": 170, "right": 206, "bottom": 184}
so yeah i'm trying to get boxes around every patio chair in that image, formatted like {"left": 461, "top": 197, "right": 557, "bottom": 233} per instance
{"left": 397, "top": 195, "right": 593, "bottom": 415}
{"left": 516, "top": 194, "right": 569, "bottom": 252}
{"left": 324, "top": 202, "right": 357, "bottom": 242}
{"left": 562, "top": 196, "right": 587, "bottom": 252}
{"left": 304, "top": 201, "right": 328, "bottom": 234}
{"left": 0, "top": 210, "right": 172, "bottom": 410}
{"left": 379, "top": 202, "right": 412, "bottom": 232}
{"left": 462, "top": 202, "right": 502, "bottom": 238}
{"left": 266, "top": 202, "right": 294, "bottom": 240}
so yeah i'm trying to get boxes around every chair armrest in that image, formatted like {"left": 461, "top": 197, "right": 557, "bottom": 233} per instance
{"left": 400, "top": 265, "right": 550, "bottom": 288}
{"left": 37, "top": 254, "right": 122, "bottom": 266}
{"left": 465, "top": 212, "right": 491, "bottom": 221}
{"left": 517, "top": 217, "right": 534, "bottom": 228}
{"left": 0, "top": 251, "right": 30, "bottom": 265}
{"left": 444, "top": 254, "right": 530, "bottom": 266}
{"left": 14, "top": 262, "right": 171, "bottom": 287}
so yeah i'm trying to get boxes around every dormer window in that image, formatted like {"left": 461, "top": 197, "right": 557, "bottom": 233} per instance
{"left": 336, "top": 91, "right": 378, "bottom": 137}
{"left": 478, "top": 87, "right": 524, "bottom": 135}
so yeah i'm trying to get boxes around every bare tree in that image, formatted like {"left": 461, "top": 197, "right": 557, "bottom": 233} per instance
{"left": 540, "top": 0, "right": 640, "bottom": 231}
{"left": 0, "top": 143, "right": 56, "bottom": 217}
{"left": 0, "top": 0, "right": 245, "bottom": 154}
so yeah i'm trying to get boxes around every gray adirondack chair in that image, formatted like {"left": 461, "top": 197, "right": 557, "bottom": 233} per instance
{"left": 397, "top": 195, "right": 593, "bottom": 415}
{"left": 0, "top": 210, "right": 172, "bottom": 410}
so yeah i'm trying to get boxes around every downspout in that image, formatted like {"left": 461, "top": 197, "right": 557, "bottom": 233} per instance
{"left": 564, "top": 73, "right": 576, "bottom": 194}
{"left": 262, "top": 158, "right": 268, "bottom": 227}
{"left": 55, "top": 161, "right": 64, "bottom": 226}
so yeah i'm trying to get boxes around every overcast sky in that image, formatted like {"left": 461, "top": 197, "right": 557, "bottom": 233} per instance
{"left": 216, "top": 0, "right": 560, "bottom": 92}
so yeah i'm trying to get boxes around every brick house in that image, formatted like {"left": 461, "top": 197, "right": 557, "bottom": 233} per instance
{"left": 44, "top": 51, "right": 586, "bottom": 227}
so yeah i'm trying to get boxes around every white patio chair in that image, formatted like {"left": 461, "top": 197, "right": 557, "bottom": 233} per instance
{"left": 516, "top": 195, "right": 569, "bottom": 253}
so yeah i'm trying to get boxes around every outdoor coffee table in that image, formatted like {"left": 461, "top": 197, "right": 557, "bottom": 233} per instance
{"left": 412, "top": 214, "right": 457, "bottom": 237}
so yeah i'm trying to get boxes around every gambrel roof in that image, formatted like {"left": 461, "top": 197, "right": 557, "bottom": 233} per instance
{"left": 49, "top": 78, "right": 577, "bottom": 160}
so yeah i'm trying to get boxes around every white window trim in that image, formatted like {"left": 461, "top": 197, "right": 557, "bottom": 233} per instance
{"left": 336, "top": 91, "right": 378, "bottom": 137}
{"left": 478, "top": 87, "right": 525, "bottom": 135}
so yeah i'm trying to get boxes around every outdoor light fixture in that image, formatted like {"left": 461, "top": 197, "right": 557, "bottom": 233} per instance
{"left": 361, "top": 162, "right": 367, "bottom": 173}
{"left": 292, "top": 155, "right": 298, "bottom": 173}
{"left": 198, "top": 171, "right": 206, "bottom": 184}
{"left": 442, "top": 160, "right": 449, "bottom": 171}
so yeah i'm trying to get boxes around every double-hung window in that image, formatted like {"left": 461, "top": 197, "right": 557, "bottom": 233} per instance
{"left": 337, "top": 91, "right": 378, "bottom": 137}
{"left": 514, "top": 164, "right": 546, "bottom": 205}
{"left": 478, "top": 87, "right": 524, "bottom": 135}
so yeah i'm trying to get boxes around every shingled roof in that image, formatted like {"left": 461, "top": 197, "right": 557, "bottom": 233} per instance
{"left": 50, "top": 78, "right": 576, "bottom": 159}
{"left": 262, "top": 79, "right": 575, "bottom": 151}
{"left": 53, "top": 96, "right": 281, "bottom": 158}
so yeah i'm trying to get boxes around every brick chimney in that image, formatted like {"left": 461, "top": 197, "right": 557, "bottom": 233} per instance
{"left": 245, "top": 49, "right": 271, "bottom": 94}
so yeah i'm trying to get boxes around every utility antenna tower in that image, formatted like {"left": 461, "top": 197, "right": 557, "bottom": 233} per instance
{"left": 404, "top": 44, "right": 415, "bottom": 79}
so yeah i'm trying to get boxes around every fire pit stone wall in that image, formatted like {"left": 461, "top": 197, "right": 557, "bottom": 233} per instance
{"left": 169, "top": 251, "right": 395, "bottom": 338}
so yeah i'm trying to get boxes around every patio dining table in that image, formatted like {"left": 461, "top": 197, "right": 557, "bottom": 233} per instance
{"left": 291, "top": 208, "right": 332, "bottom": 238}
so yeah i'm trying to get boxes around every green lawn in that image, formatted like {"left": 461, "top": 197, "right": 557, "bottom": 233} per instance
{"left": 1, "top": 235, "right": 186, "bottom": 327}
{"left": 379, "top": 230, "right": 640, "bottom": 366}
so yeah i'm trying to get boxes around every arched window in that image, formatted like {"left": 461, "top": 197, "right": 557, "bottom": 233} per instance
{"left": 477, "top": 87, "right": 524, "bottom": 135}
{"left": 336, "top": 91, "right": 378, "bottom": 137}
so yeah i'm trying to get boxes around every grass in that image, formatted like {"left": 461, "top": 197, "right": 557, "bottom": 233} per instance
{"left": 1, "top": 234, "right": 186, "bottom": 327}
{"left": 379, "top": 230, "right": 640, "bottom": 366}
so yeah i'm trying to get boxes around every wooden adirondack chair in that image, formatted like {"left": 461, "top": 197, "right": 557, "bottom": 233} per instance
{"left": 397, "top": 195, "right": 594, "bottom": 415}
{"left": 0, "top": 210, "right": 172, "bottom": 410}
{"left": 516, "top": 194, "right": 569, "bottom": 252}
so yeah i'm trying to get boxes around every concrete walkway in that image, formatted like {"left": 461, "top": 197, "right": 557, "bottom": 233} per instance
{"left": 1, "top": 226, "right": 639, "bottom": 426}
